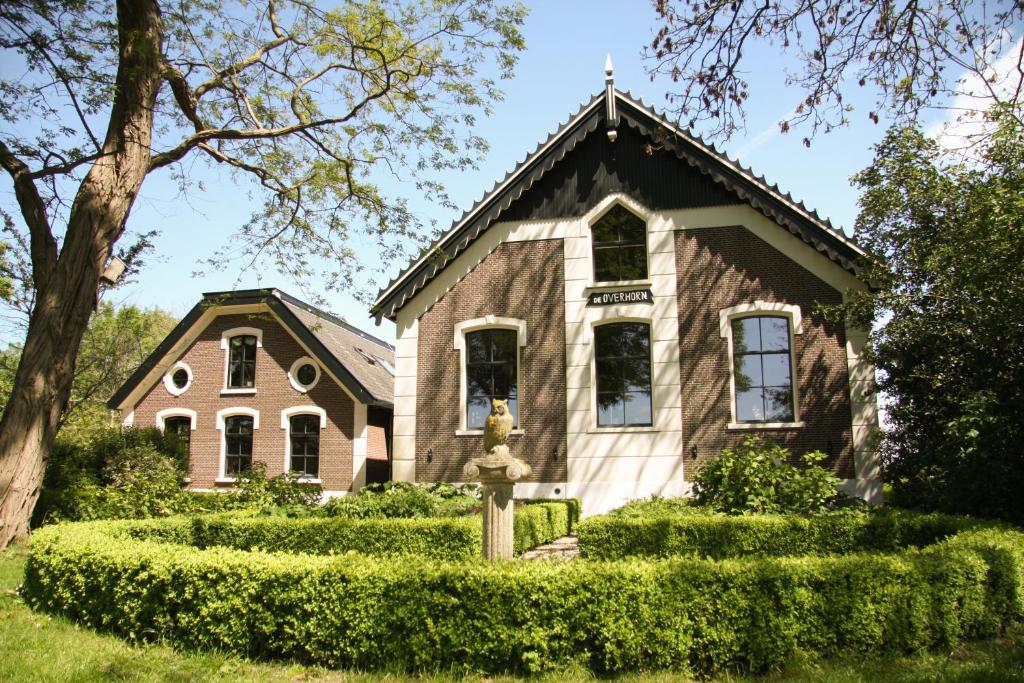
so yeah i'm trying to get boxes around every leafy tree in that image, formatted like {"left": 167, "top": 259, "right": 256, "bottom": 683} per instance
{"left": 0, "top": 0, "right": 525, "bottom": 547}
{"left": 646, "top": 0, "right": 1023, "bottom": 143}
{"left": 842, "top": 113, "right": 1024, "bottom": 522}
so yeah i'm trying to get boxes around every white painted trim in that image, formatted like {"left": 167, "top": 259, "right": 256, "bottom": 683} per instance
{"left": 155, "top": 408, "right": 197, "bottom": 430}
{"left": 221, "top": 326, "right": 263, "bottom": 392}
{"left": 454, "top": 316, "right": 528, "bottom": 432}
{"left": 588, "top": 317, "right": 657, "bottom": 431}
{"left": 220, "top": 388, "right": 257, "bottom": 396}
{"left": 455, "top": 428, "right": 526, "bottom": 437}
{"left": 719, "top": 302, "right": 803, "bottom": 426}
{"left": 583, "top": 194, "right": 653, "bottom": 287}
{"left": 279, "top": 406, "right": 327, "bottom": 478}
{"left": 392, "top": 313, "right": 418, "bottom": 483}
{"left": 121, "top": 409, "right": 135, "bottom": 427}
{"left": 162, "top": 361, "right": 194, "bottom": 397}
{"left": 287, "top": 356, "right": 321, "bottom": 393}
{"left": 352, "top": 403, "right": 368, "bottom": 492}
{"left": 215, "top": 407, "right": 260, "bottom": 481}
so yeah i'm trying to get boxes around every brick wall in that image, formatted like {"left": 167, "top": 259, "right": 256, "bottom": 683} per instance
{"left": 132, "top": 312, "right": 356, "bottom": 490}
{"left": 415, "top": 240, "right": 568, "bottom": 482}
{"left": 675, "top": 227, "right": 855, "bottom": 478}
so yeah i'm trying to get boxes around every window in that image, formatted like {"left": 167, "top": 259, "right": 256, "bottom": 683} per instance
{"left": 731, "top": 316, "right": 795, "bottom": 422}
{"left": 289, "top": 414, "right": 320, "bottom": 478}
{"left": 594, "top": 322, "right": 652, "bottom": 427}
{"left": 288, "top": 356, "right": 321, "bottom": 392}
{"left": 465, "top": 328, "right": 518, "bottom": 430}
{"left": 592, "top": 204, "right": 648, "bottom": 282}
{"left": 162, "top": 361, "right": 193, "bottom": 396}
{"left": 228, "top": 335, "right": 257, "bottom": 388}
{"left": 224, "top": 415, "right": 254, "bottom": 475}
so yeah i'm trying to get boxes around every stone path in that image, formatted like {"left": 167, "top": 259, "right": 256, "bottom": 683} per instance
{"left": 521, "top": 534, "right": 579, "bottom": 560}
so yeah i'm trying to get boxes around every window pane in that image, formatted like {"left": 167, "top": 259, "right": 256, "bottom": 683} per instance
{"left": 732, "top": 318, "right": 761, "bottom": 354}
{"left": 593, "top": 248, "right": 619, "bottom": 282}
{"left": 490, "top": 331, "right": 516, "bottom": 361}
{"left": 761, "top": 353, "right": 791, "bottom": 386}
{"left": 597, "top": 393, "right": 625, "bottom": 427}
{"left": 736, "top": 389, "right": 765, "bottom": 422}
{"left": 618, "top": 246, "right": 647, "bottom": 280}
{"left": 467, "top": 395, "right": 490, "bottom": 430}
{"left": 466, "top": 332, "right": 488, "bottom": 363}
{"left": 760, "top": 317, "right": 790, "bottom": 351}
{"left": 624, "top": 390, "right": 652, "bottom": 426}
{"left": 765, "top": 386, "right": 794, "bottom": 421}
{"left": 735, "top": 354, "right": 760, "bottom": 392}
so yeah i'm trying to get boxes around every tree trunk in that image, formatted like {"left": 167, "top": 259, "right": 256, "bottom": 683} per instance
{"left": 0, "top": 0, "right": 164, "bottom": 549}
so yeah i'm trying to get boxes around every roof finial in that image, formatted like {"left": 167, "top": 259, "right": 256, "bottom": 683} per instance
{"left": 604, "top": 54, "right": 618, "bottom": 141}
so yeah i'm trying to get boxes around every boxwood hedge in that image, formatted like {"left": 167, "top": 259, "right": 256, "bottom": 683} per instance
{"left": 22, "top": 518, "right": 1024, "bottom": 676}
{"left": 576, "top": 508, "right": 992, "bottom": 560}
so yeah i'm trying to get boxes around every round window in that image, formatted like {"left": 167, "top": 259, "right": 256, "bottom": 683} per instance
{"left": 172, "top": 368, "right": 189, "bottom": 389}
{"left": 296, "top": 363, "right": 317, "bottom": 386}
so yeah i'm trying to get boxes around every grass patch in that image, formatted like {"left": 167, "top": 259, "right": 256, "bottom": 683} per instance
{"left": 3, "top": 541, "right": 1024, "bottom": 681}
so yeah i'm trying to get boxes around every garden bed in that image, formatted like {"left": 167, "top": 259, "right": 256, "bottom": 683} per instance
{"left": 21, "top": 507, "right": 1024, "bottom": 676}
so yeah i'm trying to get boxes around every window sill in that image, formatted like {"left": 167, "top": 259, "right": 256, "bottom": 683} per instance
{"left": 455, "top": 428, "right": 525, "bottom": 437}
{"left": 727, "top": 421, "right": 805, "bottom": 430}
{"left": 214, "top": 477, "right": 242, "bottom": 485}
{"left": 584, "top": 280, "right": 652, "bottom": 292}
{"left": 293, "top": 478, "right": 321, "bottom": 484}
{"left": 587, "top": 425, "right": 659, "bottom": 433}
{"left": 221, "top": 388, "right": 257, "bottom": 396}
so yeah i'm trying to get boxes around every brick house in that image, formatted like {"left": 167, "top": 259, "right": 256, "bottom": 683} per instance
{"left": 370, "top": 77, "right": 881, "bottom": 513}
{"left": 109, "top": 289, "right": 393, "bottom": 495}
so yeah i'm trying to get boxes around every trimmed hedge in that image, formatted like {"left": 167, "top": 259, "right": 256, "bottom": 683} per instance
{"left": 22, "top": 519, "right": 1024, "bottom": 675}
{"left": 576, "top": 508, "right": 992, "bottom": 560}
{"left": 117, "top": 498, "right": 580, "bottom": 560}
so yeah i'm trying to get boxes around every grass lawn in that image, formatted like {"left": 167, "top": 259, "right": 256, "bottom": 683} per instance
{"left": 3, "top": 542, "right": 1024, "bottom": 682}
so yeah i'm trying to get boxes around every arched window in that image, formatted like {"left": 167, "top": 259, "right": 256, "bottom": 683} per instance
{"left": 592, "top": 204, "right": 648, "bottom": 282}
{"left": 465, "top": 328, "right": 518, "bottom": 430}
{"left": 224, "top": 415, "right": 254, "bottom": 474}
{"left": 163, "top": 415, "right": 192, "bottom": 454}
{"left": 288, "top": 414, "right": 321, "bottom": 478}
{"left": 228, "top": 335, "right": 257, "bottom": 388}
{"left": 731, "top": 316, "right": 795, "bottom": 423}
{"left": 594, "top": 322, "right": 652, "bottom": 427}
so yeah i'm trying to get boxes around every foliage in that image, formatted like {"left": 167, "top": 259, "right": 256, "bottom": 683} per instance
{"left": 0, "top": 302, "right": 176, "bottom": 443}
{"left": 645, "top": 0, "right": 1023, "bottom": 144}
{"left": 576, "top": 507, "right": 991, "bottom": 561}
{"left": 692, "top": 436, "right": 844, "bottom": 514}
{"left": 232, "top": 462, "right": 323, "bottom": 510}
{"left": 22, "top": 517, "right": 1024, "bottom": 676}
{"left": 32, "top": 427, "right": 188, "bottom": 525}
{"left": 840, "top": 116, "right": 1024, "bottom": 524}
{"left": 608, "top": 495, "right": 704, "bottom": 518}
{"left": 322, "top": 480, "right": 481, "bottom": 519}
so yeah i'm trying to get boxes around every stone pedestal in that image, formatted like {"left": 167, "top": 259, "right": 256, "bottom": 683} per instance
{"left": 463, "top": 445, "right": 532, "bottom": 561}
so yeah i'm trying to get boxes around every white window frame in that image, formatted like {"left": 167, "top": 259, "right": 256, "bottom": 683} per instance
{"left": 215, "top": 407, "right": 259, "bottom": 481}
{"left": 719, "top": 301, "right": 804, "bottom": 429}
{"left": 221, "top": 327, "right": 263, "bottom": 395}
{"left": 162, "top": 361, "right": 194, "bottom": 397}
{"left": 155, "top": 408, "right": 197, "bottom": 431}
{"left": 586, "top": 195, "right": 653, "bottom": 288}
{"left": 588, "top": 317, "right": 658, "bottom": 432}
{"left": 453, "top": 316, "right": 527, "bottom": 436}
{"left": 280, "top": 406, "right": 326, "bottom": 482}
{"left": 287, "top": 356, "right": 321, "bottom": 393}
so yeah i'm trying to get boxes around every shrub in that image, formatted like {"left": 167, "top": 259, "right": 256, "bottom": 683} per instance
{"left": 323, "top": 481, "right": 480, "bottom": 519}
{"left": 575, "top": 508, "right": 992, "bottom": 560}
{"left": 232, "top": 463, "right": 323, "bottom": 509}
{"left": 693, "top": 436, "right": 844, "bottom": 514}
{"left": 513, "top": 500, "right": 581, "bottom": 553}
{"left": 608, "top": 496, "right": 703, "bottom": 518}
{"left": 22, "top": 517, "right": 1024, "bottom": 676}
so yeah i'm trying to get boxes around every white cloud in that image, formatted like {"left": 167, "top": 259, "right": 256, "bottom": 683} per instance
{"left": 733, "top": 106, "right": 800, "bottom": 160}
{"left": 927, "top": 33, "right": 1023, "bottom": 154}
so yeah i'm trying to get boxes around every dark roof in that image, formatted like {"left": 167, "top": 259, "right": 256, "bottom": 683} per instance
{"left": 109, "top": 289, "right": 394, "bottom": 410}
{"left": 371, "top": 89, "right": 865, "bottom": 323}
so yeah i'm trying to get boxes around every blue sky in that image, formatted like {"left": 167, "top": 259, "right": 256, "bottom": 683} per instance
{"left": 107, "top": 2, "right": 929, "bottom": 342}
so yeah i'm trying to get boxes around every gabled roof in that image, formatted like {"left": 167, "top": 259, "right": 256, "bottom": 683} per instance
{"left": 371, "top": 88, "right": 865, "bottom": 323}
{"left": 109, "top": 289, "right": 394, "bottom": 410}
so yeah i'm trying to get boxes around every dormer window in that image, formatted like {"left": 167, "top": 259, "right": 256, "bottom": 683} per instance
{"left": 592, "top": 204, "right": 648, "bottom": 282}
{"left": 220, "top": 327, "right": 262, "bottom": 394}
{"left": 228, "top": 335, "right": 257, "bottom": 388}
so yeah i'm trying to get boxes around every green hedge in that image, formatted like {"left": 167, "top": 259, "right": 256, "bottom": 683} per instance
{"left": 117, "top": 498, "right": 579, "bottom": 560}
{"left": 576, "top": 508, "right": 992, "bottom": 560}
{"left": 23, "top": 520, "right": 1024, "bottom": 675}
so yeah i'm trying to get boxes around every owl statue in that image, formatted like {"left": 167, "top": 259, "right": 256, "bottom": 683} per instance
{"left": 483, "top": 399, "right": 514, "bottom": 452}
